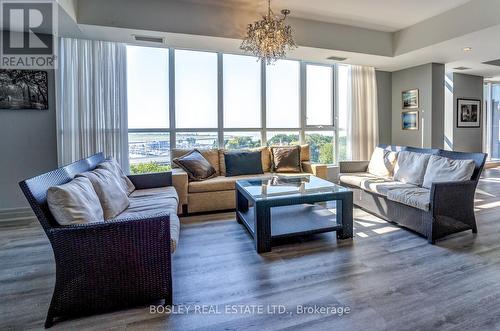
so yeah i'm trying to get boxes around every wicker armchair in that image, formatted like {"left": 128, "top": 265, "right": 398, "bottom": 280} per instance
{"left": 19, "top": 153, "right": 173, "bottom": 328}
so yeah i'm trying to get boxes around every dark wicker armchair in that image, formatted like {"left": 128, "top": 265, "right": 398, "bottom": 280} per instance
{"left": 19, "top": 153, "right": 173, "bottom": 328}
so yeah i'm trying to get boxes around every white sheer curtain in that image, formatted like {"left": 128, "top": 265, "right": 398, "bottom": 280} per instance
{"left": 347, "top": 65, "right": 379, "bottom": 161}
{"left": 56, "top": 38, "right": 129, "bottom": 170}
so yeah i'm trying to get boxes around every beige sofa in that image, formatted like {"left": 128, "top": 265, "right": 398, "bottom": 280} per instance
{"left": 171, "top": 145, "right": 328, "bottom": 214}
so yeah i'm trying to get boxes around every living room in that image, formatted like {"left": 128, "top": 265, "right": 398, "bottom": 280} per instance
{"left": 1, "top": 0, "right": 500, "bottom": 329}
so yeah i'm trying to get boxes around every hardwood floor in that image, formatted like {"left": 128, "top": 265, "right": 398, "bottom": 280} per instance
{"left": 2, "top": 169, "right": 500, "bottom": 330}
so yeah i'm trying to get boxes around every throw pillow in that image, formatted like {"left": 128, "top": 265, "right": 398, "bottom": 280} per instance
{"left": 422, "top": 155, "right": 475, "bottom": 189}
{"left": 367, "top": 147, "right": 398, "bottom": 177}
{"left": 270, "top": 146, "right": 301, "bottom": 173}
{"left": 224, "top": 151, "right": 264, "bottom": 177}
{"left": 97, "top": 157, "right": 135, "bottom": 195}
{"left": 77, "top": 168, "right": 130, "bottom": 220}
{"left": 172, "top": 149, "right": 217, "bottom": 181}
{"left": 393, "top": 151, "right": 431, "bottom": 186}
{"left": 47, "top": 177, "right": 104, "bottom": 225}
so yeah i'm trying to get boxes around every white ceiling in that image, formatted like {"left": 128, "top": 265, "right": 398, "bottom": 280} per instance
{"left": 67, "top": 0, "right": 500, "bottom": 80}
{"left": 179, "top": 0, "right": 473, "bottom": 32}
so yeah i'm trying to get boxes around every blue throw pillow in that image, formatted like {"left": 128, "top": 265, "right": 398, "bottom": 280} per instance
{"left": 224, "top": 151, "right": 263, "bottom": 177}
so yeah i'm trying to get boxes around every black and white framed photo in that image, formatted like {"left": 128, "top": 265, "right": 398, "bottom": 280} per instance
{"left": 402, "top": 88, "right": 419, "bottom": 109}
{"left": 0, "top": 70, "right": 48, "bottom": 110}
{"left": 457, "top": 98, "right": 481, "bottom": 128}
{"left": 402, "top": 111, "right": 419, "bottom": 130}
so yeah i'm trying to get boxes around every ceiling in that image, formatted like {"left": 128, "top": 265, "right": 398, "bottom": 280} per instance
{"left": 63, "top": 0, "right": 500, "bottom": 80}
{"left": 179, "top": 0, "right": 473, "bottom": 32}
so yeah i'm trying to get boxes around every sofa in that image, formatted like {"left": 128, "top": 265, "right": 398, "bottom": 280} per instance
{"left": 339, "top": 145, "right": 487, "bottom": 243}
{"left": 19, "top": 153, "right": 178, "bottom": 328}
{"left": 171, "top": 145, "right": 328, "bottom": 214}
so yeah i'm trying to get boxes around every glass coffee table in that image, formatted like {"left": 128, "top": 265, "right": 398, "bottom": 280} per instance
{"left": 235, "top": 175, "right": 353, "bottom": 253}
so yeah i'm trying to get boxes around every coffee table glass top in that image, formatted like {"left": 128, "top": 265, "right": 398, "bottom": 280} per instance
{"left": 237, "top": 175, "right": 350, "bottom": 200}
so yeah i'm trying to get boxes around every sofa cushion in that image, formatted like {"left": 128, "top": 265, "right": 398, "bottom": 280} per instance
{"left": 219, "top": 147, "right": 271, "bottom": 175}
{"left": 97, "top": 158, "right": 135, "bottom": 195}
{"left": 129, "top": 186, "right": 179, "bottom": 202}
{"left": 77, "top": 168, "right": 130, "bottom": 220}
{"left": 271, "top": 146, "right": 302, "bottom": 173}
{"left": 367, "top": 147, "right": 398, "bottom": 177}
{"left": 338, "top": 172, "right": 379, "bottom": 188}
{"left": 114, "top": 186, "right": 180, "bottom": 252}
{"left": 172, "top": 149, "right": 220, "bottom": 175}
{"left": 422, "top": 155, "right": 475, "bottom": 189}
{"left": 300, "top": 144, "right": 310, "bottom": 162}
{"left": 47, "top": 177, "right": 104, "bottom": 225}
{"left": 188, "top": 173, "right": 271, "bottom": 193}
{"left": 224, "top": 151, "right": 263, "bottom": 177}
{"left": 173, "top": 149, "right": 217, "bottom": 181}
{"left": 393, "top": 151, "right": 431, "bottom": 186}
{"left": 387, "top": 187, "right": 431, "bottom": 211}
{"left": 255, "top": 146, "right": 273, "bottom": 172}
{"left": 360, "top": 178, "right": 417, "bottom": 196}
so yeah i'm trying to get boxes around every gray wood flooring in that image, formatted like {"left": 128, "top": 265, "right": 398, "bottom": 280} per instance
{"left": 3, "top": 169, "right": 500, "bottom": 330}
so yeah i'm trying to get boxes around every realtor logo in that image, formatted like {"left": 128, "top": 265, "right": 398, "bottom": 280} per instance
{"left": 0, "top": 0, "right": 57, "bottom": 68}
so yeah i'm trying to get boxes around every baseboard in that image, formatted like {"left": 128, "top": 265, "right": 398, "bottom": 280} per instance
{"left": 0, "top": 207, "right": 34, "bottom": 223}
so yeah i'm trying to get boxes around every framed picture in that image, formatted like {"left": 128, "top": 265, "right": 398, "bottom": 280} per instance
{"left": 402, "top": 111, "right": 418, "bottom": 130}
{"left": 402, "top": 88, "right": 419, "bottom": 109}
{"left": 0, "top": 69, "right": 48, "bottom": 110}
{"left": 457, "top": 98, "right": 481, "bottom": 128}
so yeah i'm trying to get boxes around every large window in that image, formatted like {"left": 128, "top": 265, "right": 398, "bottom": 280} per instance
{"left": 176, "top": 132, "right": 218, "bottom": 149}
{"left": 127, "top": 46, "right": 171, "bottom": 174}
{"left": 224, "top": 132, "right": 261, "bottom": 150}
{"left": 175, "top": 49, "right": 218, "bottom": 128}
{"left": 128, "top": 132, "right": 170, "bottom": 174}
{"left": 267, "top": 131, "right": 300, "bottom": 146}
{"left": 306, "top": 65, "right": 333, "bottom": 126}
{"left": 337, "top": 65, "right": 350, "bottom": 161}
{"left": 484, "top": 82, "right": 500, "bottom": 160}
{"left": 127, "top": 45, "right": 349, "bottom": 173}
{"left": 266, "top": 60, "right": 300, "bottom": 128}
{"left": 223, "top": 54, "right": 261, "bottom": 128}
{"left": 127, "top": 46, "right": 169, "bottom": 129}
{"left": 306, "top": 131, "right": 334, "bottom": 164}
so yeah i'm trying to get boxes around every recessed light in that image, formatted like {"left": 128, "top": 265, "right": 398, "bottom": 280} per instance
{"left": 463, "top": 47, "right": 473, "bottom": 52}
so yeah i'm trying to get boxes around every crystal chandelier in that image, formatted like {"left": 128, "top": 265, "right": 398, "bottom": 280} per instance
{"left": 240, "top": 0, "right": 297, "bottom": 65}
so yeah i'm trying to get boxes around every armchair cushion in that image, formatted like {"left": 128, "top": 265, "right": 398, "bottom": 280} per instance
{"left": 422, "top": 155, "right": 475, "bottom": 189}
{"left": 77, "top": 168, "right": 130, "bottom": 220}
{"left": 393, "top": 151, "right": 431, "bottom": 186}
{"left": 47, "top": 177, "right": 104, "bottom": 225}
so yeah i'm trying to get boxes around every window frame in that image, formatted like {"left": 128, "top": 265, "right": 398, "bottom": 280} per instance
{"left": 126, "top": 46, "right": 343, "bottom": 167}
